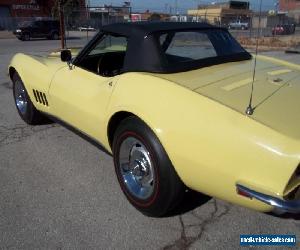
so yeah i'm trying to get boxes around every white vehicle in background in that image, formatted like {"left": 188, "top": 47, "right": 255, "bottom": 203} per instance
{"left": 78, "top": 26, "right": 96, "bottom": 32}
{"left": 228, "top": 20, "right": 249, "bottom": 30}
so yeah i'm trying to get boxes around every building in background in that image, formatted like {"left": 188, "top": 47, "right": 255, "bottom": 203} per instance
{"left": 187, "top": 0, "right": 251, "bottom": 25}
{"left": 279, "top": 0, "right": 300, "bottom": 23}
{"left": 0, "top": 0, "right": 53, "bottom": 18}
{"left": 251, "top": 11, "right": 292, "bottom": 29}
{"left": 0, "top": 0, "right": 86, "bottom": 17}
{"left": 88, "top": 4, "right": 131, "bottom": 28}
{"left": 280, "top": 0, "right": 300, "bottom": 11}
{"left": 140, "top": 10, "right": 170, "bottom": 21}
{"left": 131, "top": 13, "right": 141, "bottom": 22}
{"left": 0, "top": 0, "right": 86, "bottom": 29}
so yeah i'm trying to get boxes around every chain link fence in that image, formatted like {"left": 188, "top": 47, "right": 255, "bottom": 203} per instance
{"left": 1, "top": 7, "right": 299, "bottom": 50}
{"left": 173, "top": 13, "right": 300, "bottom": 50}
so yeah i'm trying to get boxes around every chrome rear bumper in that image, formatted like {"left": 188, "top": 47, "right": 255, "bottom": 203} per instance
{"left": 236, "top": 184, "right": 300, "bottom": 214}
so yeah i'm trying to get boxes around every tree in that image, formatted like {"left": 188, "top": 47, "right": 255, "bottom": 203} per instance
{"left": 51, "top": 0, "right": 80, "bottom": 19}
{"left": 51, "top": 0, "right": 81, "bottom": 29}
{"left": 148, "top": 13, "right": 162, "bottom": 22}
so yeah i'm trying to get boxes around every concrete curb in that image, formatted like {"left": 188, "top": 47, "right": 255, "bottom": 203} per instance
{"left": 0, "top": 31, "right": 15, "bottom": 39}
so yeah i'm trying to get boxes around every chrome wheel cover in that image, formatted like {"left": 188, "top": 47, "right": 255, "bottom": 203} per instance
{"left": 118, "top": 137, "right": 155, "bottom": 200}
{"left": 14, "top": 79, "right": 28, "bottom": 115}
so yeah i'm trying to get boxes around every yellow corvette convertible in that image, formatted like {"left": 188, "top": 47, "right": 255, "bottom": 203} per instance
{"left": 8, "top": 22, "right": 300, "bottom": 216}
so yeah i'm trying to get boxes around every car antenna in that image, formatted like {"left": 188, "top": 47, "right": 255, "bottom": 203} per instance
{"left": 245, "top": 0, "right": 263, "bottom": 116}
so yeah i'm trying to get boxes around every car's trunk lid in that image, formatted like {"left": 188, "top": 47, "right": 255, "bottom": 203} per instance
{"left": 153, "top": 55, "right": 300, "bottom": 140}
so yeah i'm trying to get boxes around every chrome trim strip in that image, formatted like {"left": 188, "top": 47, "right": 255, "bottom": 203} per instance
{"left": 236, "top": 184, "right": 300, "bottom": 214}
{"left": 40, "top": 111, "right": 112, "bottom": 156}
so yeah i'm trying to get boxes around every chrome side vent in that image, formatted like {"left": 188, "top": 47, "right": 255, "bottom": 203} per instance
{"left": 33, "top": 89, "right": 49, "bottom": 106}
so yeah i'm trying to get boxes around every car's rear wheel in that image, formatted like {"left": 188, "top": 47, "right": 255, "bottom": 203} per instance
{"left": 112, "top": 116, "right": 185, "bottom": 217}
{"left": 12, "top": 73, "right": 45, "bottom": 125}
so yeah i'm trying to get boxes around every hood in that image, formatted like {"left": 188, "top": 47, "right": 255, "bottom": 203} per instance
{"left": 48, "top": 47, "right": 82, "bottom": 57}
{"left": 31, "top": 54, "right": 65, "bottom": 69}
{"left": 26, "top": 54, "right": 67, "bottom": 78}
{"left": 154, "top": 55, "right": 300, "bottom": 140}
{"left": 29, "top": 46, "right": 82, "bottom": 68}
{"left": 18, "top": 21, "right": 33, "bottom": 29}
{"left": 18, "top": 25, "right": 29, "bottom": 29}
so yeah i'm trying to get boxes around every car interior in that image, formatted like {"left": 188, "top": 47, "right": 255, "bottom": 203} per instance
{"left": 78, "top": 51, "right": 126, "bottom": 77}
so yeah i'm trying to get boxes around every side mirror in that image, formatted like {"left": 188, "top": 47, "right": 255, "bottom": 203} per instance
{"left": 61, "top": 49, "right": 72, "bottom": 62}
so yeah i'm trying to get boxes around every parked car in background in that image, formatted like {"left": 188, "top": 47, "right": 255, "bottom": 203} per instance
{"left": 78, "top": 26, "right": 96, "bottom": 32}
{"left": 272, "top": 24, "right": 296, "bottom": 35}
{"left": 228, "top": 20, "right": 249, "bottom": 30}
{"left": 13, "top": 20, "right": 60, "bottom": 41}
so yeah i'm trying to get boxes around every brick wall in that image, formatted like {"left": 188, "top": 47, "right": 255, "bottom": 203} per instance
{"left": 280, "top": 0, "right": 300, "bottom": 11}
{"left": 0, "top": 0, "right": 86, "bottom": 17}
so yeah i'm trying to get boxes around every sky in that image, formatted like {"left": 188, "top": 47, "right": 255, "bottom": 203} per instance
{"left": 90, "top": 0, "right": 278, "bottom": 13}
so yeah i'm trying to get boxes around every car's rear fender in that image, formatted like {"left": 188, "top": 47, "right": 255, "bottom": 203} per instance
{"left": 106, "top": 72, "right": 300, "bottom": 212}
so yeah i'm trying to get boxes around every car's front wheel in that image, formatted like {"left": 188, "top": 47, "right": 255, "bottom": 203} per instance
{"left": 22, "top": 33, "right": 30, "bottom": 41}
{"left": 51, "top": 32, "right": 59, "bottom": 40}
{"left": 112, "top": 116, "right": 185, "bottom": 217}
{"left": 12, "top": 73, "right": 45, "bottom": 125}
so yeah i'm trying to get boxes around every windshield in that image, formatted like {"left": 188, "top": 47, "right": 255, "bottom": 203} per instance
{"left": 88, "top": 34, "right": 127, "bottom": 55}
{"left": 158, "top": 29, "right": 248, "bottom": 65}
{"left": 18, "top": 21, "right": 34, "bottom": 28}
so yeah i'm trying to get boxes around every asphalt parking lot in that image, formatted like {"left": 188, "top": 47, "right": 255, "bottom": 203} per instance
{"left": 0, "top": 34, "right": 300, "bottom": 249}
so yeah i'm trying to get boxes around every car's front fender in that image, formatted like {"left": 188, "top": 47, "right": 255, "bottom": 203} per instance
{"left": 9, "top": 53, "right": 66, "bottom": 112}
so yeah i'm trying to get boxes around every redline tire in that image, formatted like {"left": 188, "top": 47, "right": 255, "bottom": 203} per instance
{"left": 112, "top": 116, "right": 185, "bottom": 217}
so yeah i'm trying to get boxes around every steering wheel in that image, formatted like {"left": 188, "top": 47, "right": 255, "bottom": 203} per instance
{"left": 97, "top": 54, "right": 106, "bottom": 76}
{"left": 97, "top": 53, "right": 116, "bottom": 77}
{"left": 97, "top": 52, "right": 121, "bottom": 77}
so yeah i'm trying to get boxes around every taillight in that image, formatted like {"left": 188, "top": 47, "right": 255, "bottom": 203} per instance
{"left": 237, "top": 186, "right": 252, "bottom": 199}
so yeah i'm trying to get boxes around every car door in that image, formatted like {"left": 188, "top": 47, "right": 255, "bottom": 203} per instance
{"left": 32, "top": 21, "right": 45, "bottom": 38}
{"left": 48, "top": 34, "right": 127, "bottom": 142}
{"left": 29, "top": 21, "right": 39, "bottom": 38}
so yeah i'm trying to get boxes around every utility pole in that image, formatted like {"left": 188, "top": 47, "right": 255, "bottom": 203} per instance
{"left": 164, "top": 3, "right": 168, "bottom": 14}
{"left": 275, "top": 1, "right": 279, "bottom": 13}
{"left": 58, "top": 0, "right": 66, "bottom": 49}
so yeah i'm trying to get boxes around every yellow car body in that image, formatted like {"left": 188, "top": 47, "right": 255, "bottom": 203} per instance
{"left": 8, "top": 22, "right": 300, "bottom": 215}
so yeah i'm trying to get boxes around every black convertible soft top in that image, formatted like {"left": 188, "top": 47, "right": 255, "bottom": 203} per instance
{"left": 101, "top": 22, "right": 215, "bottom": 37}
{"left": 76, "top": 22, "right": 251, "bottom": 74}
